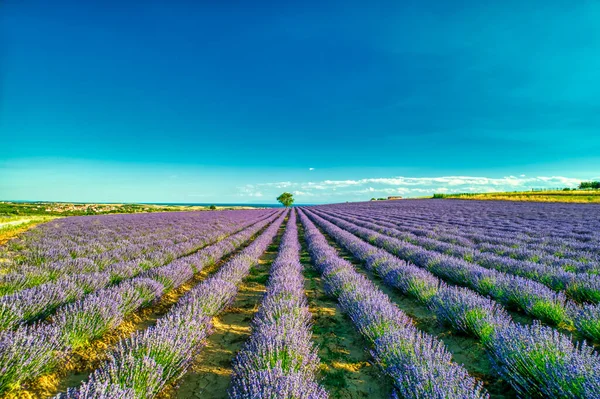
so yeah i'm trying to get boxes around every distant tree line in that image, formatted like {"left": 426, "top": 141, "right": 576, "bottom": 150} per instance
{"left": 579, "top": 181, "right": 600, "bottom": 190}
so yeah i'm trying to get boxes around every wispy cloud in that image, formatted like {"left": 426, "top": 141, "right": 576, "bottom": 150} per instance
{"left": 238, "top": 184, "right": 264, "bottom": 198}
{"left": 237, "top": 175, "right": 585, "bottom": 202}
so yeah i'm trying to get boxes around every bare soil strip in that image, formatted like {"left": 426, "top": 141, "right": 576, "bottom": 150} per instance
{"left": 315, "top": 224, "right": 518, "bottom": 399}
{"left": 158, "top": 219, "right": 287, "bottom": 399}
{"left": 299, "top": 222, "right": 393, "bottom": 399}
{"left": 9, "top": 220, "right": 277, "bottom": 399}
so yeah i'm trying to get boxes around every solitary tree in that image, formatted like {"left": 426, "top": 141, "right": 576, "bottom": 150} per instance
{"left": 277, "top": 192, "right": 294, "bottom": 207}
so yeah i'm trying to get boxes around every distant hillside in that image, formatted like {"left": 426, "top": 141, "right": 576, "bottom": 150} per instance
{"left": 432, "top": 190, "right": 600, "bottom": 203}
{"left": 0, "top": 201, "right": 259, "bottom": 217}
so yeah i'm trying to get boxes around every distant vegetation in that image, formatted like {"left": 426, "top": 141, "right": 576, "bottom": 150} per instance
{"left": 0, "top": 201, "right": 257, "bottom": 217}
{"left": 433, "top": 184, "right": 600, "bottom": 203}
{"left": 579, "top": 181, "right": 600, "bottom": 189}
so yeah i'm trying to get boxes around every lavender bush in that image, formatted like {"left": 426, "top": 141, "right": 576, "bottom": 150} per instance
{"left": 299, "top": 209, "right": 488, "bottom": 399}
{"left": 0, "top": 211, "right": 283, "bottom": 394}
{"left": 323, "top": 209, "right": 600, "bottom": 304}
{"left": 57, "top": 211, "right": 286, "bottom": 398}
{"left": 488, "top": 322, "right": 600, "bottom": 398}
{"left": 303, "top": 208, "right": 600, "bottom": 398}
{"left": 230, "top": 210, "right": 327, "bottom": 399}
{"left": 310, "top": 209, "right": 600, "bottom": 339}
{"left": 0, "top": 210, "right": 278, "bottom": 330}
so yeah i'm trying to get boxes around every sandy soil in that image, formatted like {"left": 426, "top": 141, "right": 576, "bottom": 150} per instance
{"left": 299, "top": 222, "right": 394, "bottom": 399}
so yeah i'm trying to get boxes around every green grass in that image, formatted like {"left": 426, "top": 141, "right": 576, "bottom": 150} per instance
{"left": 0, "top": 215, "right": 60, "bottom": 245}
{"left": 432, "top": 190, "right": 600, "bottom": 203}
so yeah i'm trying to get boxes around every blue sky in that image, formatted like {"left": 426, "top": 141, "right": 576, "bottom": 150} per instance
{"left": 1, "top": 1, "right": 599, "bottom": 203}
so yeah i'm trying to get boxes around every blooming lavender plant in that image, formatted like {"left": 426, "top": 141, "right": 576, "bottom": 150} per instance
{"left": 317, "top": 208, "right": 600, "bottom": 304}
{"left": 58, "top": 379, "right": 137, "bottom": 399}
{"left": 298, "top": 210, "right": 488, "bottom": 399}
{"left": 230, "top": 210, "right": 326, "bottom": 399}
{"left": 318, "top": 202, "right": 600, "bottom": 273}
{"left": 488, "top": 322, "right": 600, "bottom": 398}
{"left": 0, "top": 324, "right": 66, "bottom": 393}
{"left": 572, "top": 302, "right": 600, "bottom": 341}
{"left": 0, "top": 211, "right": 278, "bottom": 331}
{"left": 230, "top": 367, "right": 327, "bottom": 399}
{"left": 0, "top": 211, "right": 283, "bottom": 395}
{"left": 55, "top": 294, "right": 125, "bottom": 349}
{"left": 310, "top": 210, "right": 592, "bottom": 333}
{"left": 57, "top": 211, "right": 287, "bottom": 399}
{"left": 429, "top": 285, "right": 512, "bottom": 341}
{"left": 303, "top": 208, "right": 600, "bottom": 398}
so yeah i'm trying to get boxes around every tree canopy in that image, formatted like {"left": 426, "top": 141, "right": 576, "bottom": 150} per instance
{"left": 579, "top": 181, "right": 600, "bottom": 190}
{"left": 276, "top": 192, "right": 294, "bottom": 207}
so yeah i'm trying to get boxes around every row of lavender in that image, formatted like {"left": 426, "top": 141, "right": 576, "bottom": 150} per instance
{"left": 56, "top": 211, "right": 286, "bottom": 398}
{"left": 298, "top": 209, "right": 489, "bottom": 399}
{"left": 358, "top": 207, "right": 600, "bottom": 272}
{"left": 311, "top": 209, "right": 600, "bottom": 342}
{"left": 0, "top": 211, "right": 282, "bottom": 395}
{"left": 318, "top": 200, "right": 600, "bottom": 267}
{"left": 303, "top": 209, "right": 600, "bottom": 398}
{"left": 0, "top": 211, "right": 276, "bottom": 330}
{"left": 332, "top": 206, "right": 600, "bottom": 276}
{"left": 2, "top": 211, "right": 258, "bottom": 267}
{"left": 321, "top": 208, "right": 600, "bottom": 303}
{"left": 0, "top": 210, "right": 275, "bottom": 296}
{"left": 346, "top": 201, "right": 600, "bottom": 263}
{"left": 230, "top": 210, "right": 326, "bottom": 398}
{"left": 345, "top": 199, "right": 600, "bottom": 244}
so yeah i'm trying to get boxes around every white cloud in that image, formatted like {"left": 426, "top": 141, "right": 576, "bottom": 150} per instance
{"left": 237, "top": 184, "right": 264, "bottom": 198}
{"left": 240, "top": 174, "right": 586, "bottom": 202}
{"left": 309, "top": 168, "right": 314, "bottom": 171}
{"left": 292, "top": 190, "right": 314, "bottom": 196}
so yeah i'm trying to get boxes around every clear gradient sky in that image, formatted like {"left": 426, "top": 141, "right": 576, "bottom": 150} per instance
{"left": 1, "top": 1, "right": 599, "bottom": 203}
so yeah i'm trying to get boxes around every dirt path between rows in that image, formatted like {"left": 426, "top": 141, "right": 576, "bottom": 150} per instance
{"left": 159, "top": 220, "right": 286, "bottom": 399}
{"left": 299, "top": 221, "right": 393, "bottom": 399}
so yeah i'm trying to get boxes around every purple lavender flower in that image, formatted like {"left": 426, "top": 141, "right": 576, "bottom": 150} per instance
{"left": 299, "top": 210, "right": 488, "bottom": 399}
{"left": 0, "top": 324, "right": 66, "bottom": 393}
{"left": 58, "top": 211, "right": 287, "bottom": 398}
{"left": 56, "top": 379, "right": 137, "bottom": 399}
{"left": 230, "top": 210, "right": 326, "bottom": 398}
{"left": 488, "top": 321, "right": 600, "bottom": 398}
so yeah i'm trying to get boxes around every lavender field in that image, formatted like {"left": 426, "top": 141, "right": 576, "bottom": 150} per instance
{"left": 1, "top": 201, "right": 599, "bottom": 399}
